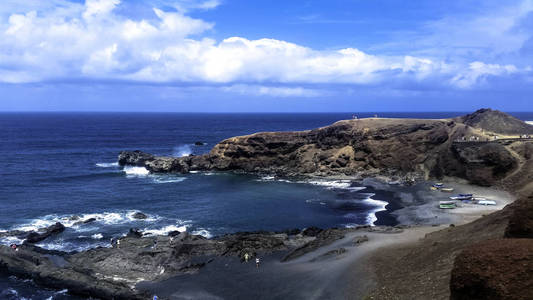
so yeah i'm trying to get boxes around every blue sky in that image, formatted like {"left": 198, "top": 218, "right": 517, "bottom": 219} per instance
{"left": 0, "top": 0, "right": 532, "bottom": 112}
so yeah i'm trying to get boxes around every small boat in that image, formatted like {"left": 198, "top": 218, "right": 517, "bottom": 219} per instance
{"left": 439, "top": 201, "right": 456, "bottom": 209}
{"left": 441, "top": 187, "right": 454, "bottom": 192}
{"left": 477, "top": 200, "right": 496, "bottom": 206}
{"left": 430, "top": 186, "right": 438, "bottom": 191}
{"left": 433, "top": 183, "right": 444, "bottom": 188}
{"left": 473, "top": 197, "right": 487, "bottom": 201}
{"left": 450, "top": 194, "right": 473, "bottom": 200}
{"left": 388, "top": 180, "right": 401, "bottom": 185}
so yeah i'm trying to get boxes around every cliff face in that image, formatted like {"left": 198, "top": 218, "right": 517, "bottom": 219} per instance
{"left": 119, "top": 109, "right": 532, "bottom": 192}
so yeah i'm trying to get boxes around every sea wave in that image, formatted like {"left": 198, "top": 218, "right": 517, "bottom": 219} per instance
{"left": 10, "top": 210, "right": 158, "bottom": 233}
{"left": 152, "top": 176, "right": 187, "bottom": 184}
{"left": 191, "top": 228, "right": 213, "bottom": 238}
{"left": 173, "top": 144, "right": 192, "bottom": 157}
{"left": 123, "top": 166, "right": 150, "bottom": 176}
{"left": 91, "top": 233, "right": 103, "bottom": 239}
{"left": 364, "top": 198, "right": 389, "bottom": 226}
{"left": 36, "top": 239, "right": 110, "bottom": 252}
{"left": 143, "top": 224, "right": 189, "bottom": 236}
{"left": 96, "top": 162, "right": 119, "bottom": 168}
{"left": 305, "top": 179, "right": 366, "bottom": 191}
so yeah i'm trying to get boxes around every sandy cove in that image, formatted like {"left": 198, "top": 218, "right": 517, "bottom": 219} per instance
{"left": 134, "top": 178, "right": 513, "bottom": 299}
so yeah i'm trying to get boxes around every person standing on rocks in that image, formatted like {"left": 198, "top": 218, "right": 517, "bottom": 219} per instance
{"left": 256, "top": 257, "right": 260, "bottom": 268}
{"left": 244, "top": 252, "right": 250, "bottom": 262}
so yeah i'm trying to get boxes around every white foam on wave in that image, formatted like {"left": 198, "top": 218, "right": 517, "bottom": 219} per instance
{"left": 0, "top": 236, "right": 25, "bottom": 246}
{"left": 191, "top": 229, "right": 213, "bottom": 238}
{"left": 143, "top": 224, "right": 188, "bottom": 236}
{"left": 36, "top": 239, "right": 110, "bottom": 252}
{"left": 123, "top": 166, "right": 150, "bottom": 176}
{"left": 173, "top": 144, "right": 192, "bottom": 157}
{"left": 304, "top": 179, "right": 366, "bottom": 191}
{"left": 364, "top": 198, "right": 389, "bottom": 226}
{"left": 526, "top": 121, "right": 533, "bottom": 125}
{"left": 11, "top": 210, "right": 158, "bottom": 233}
{"left": 152, "top": 176, "right": 187, "bottom": 184}
{"left": 96, "top": 162, "right": 119, "bottom": 168}
{"left": 91, "top": 233, "right": 103, "bottom": 239}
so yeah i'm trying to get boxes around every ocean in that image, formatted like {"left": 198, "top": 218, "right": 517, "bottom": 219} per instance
{"left": 1, "top": 111, "right": 531, "bottom": 299}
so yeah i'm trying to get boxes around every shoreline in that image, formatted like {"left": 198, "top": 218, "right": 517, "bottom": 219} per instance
{"left": 0, "top": 173, "right": 517, "bottom": 299}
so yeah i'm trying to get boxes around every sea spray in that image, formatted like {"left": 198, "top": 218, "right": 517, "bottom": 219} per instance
{"left": 123, "top": 166, "right": 150, "bottom": 176}
{"left": 173, "top": 144, "right": 192, "bottom": 157}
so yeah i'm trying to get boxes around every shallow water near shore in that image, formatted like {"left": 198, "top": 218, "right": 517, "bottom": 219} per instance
{"left": 0, "top": 112, "right": 530, "bottom": 298}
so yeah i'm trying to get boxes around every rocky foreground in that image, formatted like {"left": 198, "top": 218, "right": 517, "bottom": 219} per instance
{"left": 1, "top": 109, "right": 532, "bottom": 299}
{"left": 0, "top": 221, "right": 385, "bottom": 299}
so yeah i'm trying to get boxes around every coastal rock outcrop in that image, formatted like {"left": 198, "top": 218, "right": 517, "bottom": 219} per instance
{"left": 0, "top": 227, "right": 353, "bottom": 299}
{"left": 118, "top": 150, "right": 154, "bottom": 167}
{"left": 24, "top": 222, "right": 65, "bottom": 244}
{"left": 118, "top": 109, "right": 532, "bottom": 190}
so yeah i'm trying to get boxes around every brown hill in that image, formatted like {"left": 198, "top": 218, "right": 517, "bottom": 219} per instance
{"left": 456, "top": 108, "right": 533, "bottom": 135}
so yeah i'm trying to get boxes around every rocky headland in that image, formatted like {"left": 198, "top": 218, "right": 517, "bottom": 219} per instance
{"left": 119, "top": 108, "right": 533, "bottom": 193}
{"left": 1, "top": 109, "right": 533, "bottom": 299}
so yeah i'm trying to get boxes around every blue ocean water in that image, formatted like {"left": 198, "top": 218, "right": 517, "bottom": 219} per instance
{"left": 0, "top": 111, "right": 531, "bottom": 299}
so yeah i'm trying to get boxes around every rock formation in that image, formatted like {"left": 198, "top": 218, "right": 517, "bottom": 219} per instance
{"left": 118, "top": 109, "right": 533, "bottom": 192}
{"left": 0, "top": 226, "right": 360, "bottom": 299}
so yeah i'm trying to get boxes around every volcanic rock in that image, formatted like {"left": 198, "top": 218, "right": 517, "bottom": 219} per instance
{"left": 118, "top": 150, "right": 154, "bottom": 166}
{"left": 126, "top": 228, "right": 143, "bottom": 238}
{"left": 24, "top": 222, "right": 65, "bottom": 244}
{"left": 131, "top": 212, "right": 148, "bottom": 220}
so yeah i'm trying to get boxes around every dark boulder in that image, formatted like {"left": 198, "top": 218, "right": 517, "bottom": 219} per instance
{"left": 24, "top": 222, "right": 65, "bottom": 244}
{"left": 302, "top": 226, "right": 322, "bottom": 237}
{"left": 194, "top": 141, "right": 206, "bottom": 146}
{"left": 126, "top": 228, "right": 143, "bottom": 238}
{"left": 118, "top": 150, "right": 154, "bottom": 166}
{"left": 83, "top": 218, "right": 96, "bottom": 224}
{"left": 131, "top": 212, "right": 148, "bottom": 220}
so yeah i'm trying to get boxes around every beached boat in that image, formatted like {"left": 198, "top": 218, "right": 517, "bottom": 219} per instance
{"left": 439, "top": 201, "right": 456, "bottom": 209}
{"left": 430, "top": 186, "right": 438, "bottom": 191}
{"left": 433, "top": 183, "right": 444, "bottom": 188}
{"left": 477, "top": 200, "right": 496, "bottom": 206}
{"left": 450, "top": 194, "right": 473, "bottom": 200}
{"left": 441, "top": 187, "right": 454, "bottom": 192}
{"left": 388, "top": 180, "right": 401, "bottom": 185}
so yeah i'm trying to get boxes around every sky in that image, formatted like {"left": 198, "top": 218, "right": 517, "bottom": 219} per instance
{"left": 0, "top": 0, "right": 532, "bottom": 112}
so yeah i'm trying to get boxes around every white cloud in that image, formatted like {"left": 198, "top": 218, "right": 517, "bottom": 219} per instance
{"left": 451, "top": 62, "right": 519, "bottom": 88}
{"left": 222, "top": 84, "right": 324, "bottom": 97}
{"left": 0, "top": 0, "right": 527, "bottom": 92}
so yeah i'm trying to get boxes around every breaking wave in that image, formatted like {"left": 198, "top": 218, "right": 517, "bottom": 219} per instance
{"left": 10, "top": 210, "right": 158, "bottom": 233}
{"left": 364, "top": 198, "right": 389, "bottom": 225}
{"left": 96, "top": 162, "right": 119, "bottom": 168}
{"left": 173, "top": 144, "right": 192, "bottom": 157}
{"left": 123, "top": 166, "right": 150, "bottom": 176}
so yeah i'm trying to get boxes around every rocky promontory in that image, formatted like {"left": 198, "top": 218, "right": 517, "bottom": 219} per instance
{"left": 119, "top": 109, "right": 533, "bottom": 192}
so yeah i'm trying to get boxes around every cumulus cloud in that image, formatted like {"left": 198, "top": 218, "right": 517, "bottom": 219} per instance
{"left": 0, "top": 0, "right": 527, "bottom": 92}
{"left": 451, "top": 62, "right": 519, "bottom": 88}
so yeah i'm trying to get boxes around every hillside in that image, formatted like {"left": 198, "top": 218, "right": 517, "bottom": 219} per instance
{"left": 456, "top": 108, "right": 533, "bottom": 135}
